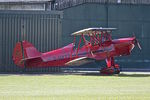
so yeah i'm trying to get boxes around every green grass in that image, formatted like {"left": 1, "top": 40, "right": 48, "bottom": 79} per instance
{"left": 0, "top": 73, "right": 150, "bottom": 100}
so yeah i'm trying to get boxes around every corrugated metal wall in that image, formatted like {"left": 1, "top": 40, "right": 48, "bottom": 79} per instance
{"left": 62, "top": 3, "right": 150, "bottom": 70}
{"left": 0, "top": 10, "right": 63, "bottom": 73}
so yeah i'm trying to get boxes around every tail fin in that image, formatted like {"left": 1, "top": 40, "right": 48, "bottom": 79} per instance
{"left": 12, "top": 41, "right": 41, "bottom": 67}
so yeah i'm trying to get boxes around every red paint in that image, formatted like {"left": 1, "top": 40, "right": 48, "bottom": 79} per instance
{"left": 12, "top": 28, "right": 140, "bottom": 74}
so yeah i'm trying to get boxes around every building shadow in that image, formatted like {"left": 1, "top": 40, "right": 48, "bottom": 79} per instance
{"left": 0, "top": 72, "right": 150, "bottom": 77}
{"left": 117, "top": 73, "right": 150, "bottom": 77}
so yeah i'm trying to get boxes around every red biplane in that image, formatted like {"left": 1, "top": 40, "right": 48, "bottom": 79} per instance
{"left": 13, "top": 27, "right": 141, "bottom": 74}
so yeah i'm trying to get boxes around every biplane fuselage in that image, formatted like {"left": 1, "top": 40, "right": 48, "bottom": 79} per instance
{"left": 13, "top": 28, "right": 140, "bottom": 74}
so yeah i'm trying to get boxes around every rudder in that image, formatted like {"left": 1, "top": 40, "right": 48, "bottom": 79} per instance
{"left": 12, "top": 41, "right": 41, "bottom": 67}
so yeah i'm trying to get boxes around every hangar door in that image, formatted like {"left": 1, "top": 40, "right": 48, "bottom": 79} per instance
{"left": 0, "top": 10, "right": 63, "bottom": 73}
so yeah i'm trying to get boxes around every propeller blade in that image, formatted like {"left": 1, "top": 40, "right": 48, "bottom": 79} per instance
{"left": 132, "top": 34, "right": 142, "bottom": 50}
{"left": 137, "top": 42, "right": 142, "bottom": 50}
{"left": 135, "top": 38, "right": 142, "bottom": 50}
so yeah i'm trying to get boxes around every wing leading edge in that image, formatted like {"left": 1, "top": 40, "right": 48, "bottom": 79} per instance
{"left": 72, "top": 27, "right": 117, "bottom": 36}
{"left": 65, "top": 57, "right": 95, "bottom": 66}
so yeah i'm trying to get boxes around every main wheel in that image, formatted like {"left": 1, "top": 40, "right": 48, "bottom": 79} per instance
{"left": 100, "top": 67, "right": 120, "bottom": 75}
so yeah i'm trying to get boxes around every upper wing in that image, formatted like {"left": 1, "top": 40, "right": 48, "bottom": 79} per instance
{"left": 65, "top": 57, "right": 95, "bottom": 66}
{"left": 72, "top": 27, "right": 117, "bottom": 36}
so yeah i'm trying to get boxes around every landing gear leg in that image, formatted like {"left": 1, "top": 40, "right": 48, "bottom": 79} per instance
{"left": 100, "top": 57, "right": 120, "bottom": 74}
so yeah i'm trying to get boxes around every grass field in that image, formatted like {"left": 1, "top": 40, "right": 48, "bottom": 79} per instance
{"left": 0, "top": 72, "right": 150, "bottom": 100}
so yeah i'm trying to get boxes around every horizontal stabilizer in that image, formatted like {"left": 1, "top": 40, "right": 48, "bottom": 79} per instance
{"left": 21, "top": 56, "right": 41, "bottom": 61}
{"left": 65, "top": 57, "right": 95, "bottom": 66}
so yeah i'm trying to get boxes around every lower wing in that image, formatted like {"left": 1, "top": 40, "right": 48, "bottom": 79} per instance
{"left": 65, "top": 57, "right": 95, "bottom": 66}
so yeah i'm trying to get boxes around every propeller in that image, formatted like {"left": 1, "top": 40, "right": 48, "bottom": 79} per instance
{"left": 134, "top": 38, "right": 142, "bottom": 50}
{"left": 133, "top": 33, "right": 142, "bottom": 50}
{"left": 136, "top": 40, "right": 142, "bottom": 50}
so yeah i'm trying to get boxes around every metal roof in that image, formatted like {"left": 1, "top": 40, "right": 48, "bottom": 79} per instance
{"left": 55, "top": 0, "right": 150, "bottom": 10}
{"left": 0, "top": 0, "right": 53, "bottom": 3}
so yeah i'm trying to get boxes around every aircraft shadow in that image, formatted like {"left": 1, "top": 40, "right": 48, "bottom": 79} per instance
{"left": 81, "top": 73, "right": 150, "bottom": 77}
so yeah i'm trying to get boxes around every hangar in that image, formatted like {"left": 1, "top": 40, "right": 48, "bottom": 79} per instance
{"left": 0, "top": 0, "right": 150, "bottom": 73}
